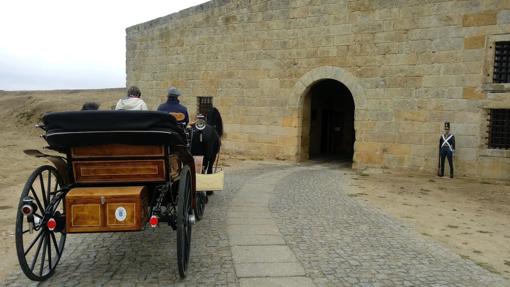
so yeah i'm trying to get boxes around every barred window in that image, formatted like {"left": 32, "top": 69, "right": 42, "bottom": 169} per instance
{"left": 488, "top": 109, "right": 510, "bottom": 149}
{"left": 493, "top": 41, "right": 510, "bottom": 83}
{"left": 197, "top": 96, "right": 213, "bottom": 115}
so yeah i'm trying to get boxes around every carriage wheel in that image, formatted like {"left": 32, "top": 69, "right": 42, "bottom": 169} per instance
{"left": 194, "top": 191, "right": 206, "bottom": 221}
{"left": 177, "top": 165, "right": 192, "bottom": 278}
{"left": 16, "top": 165, "right": 66, "bottom": 281}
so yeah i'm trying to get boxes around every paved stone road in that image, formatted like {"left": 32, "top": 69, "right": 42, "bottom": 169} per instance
{"left": 4, "top": 163, "right": 508, "bottom": 286}
{"left": 269, "top": 163, "right": 508, "bottom": 287}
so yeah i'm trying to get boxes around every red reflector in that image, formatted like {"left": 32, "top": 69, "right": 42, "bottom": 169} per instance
{"left": 149, "top": 215, "right": 159, "bottom": 227}
{"left": 22, "top": 206, "right": 33, "bottom": 215}
{"left": 47, "top": 218, "right": 57, "bottom": 231}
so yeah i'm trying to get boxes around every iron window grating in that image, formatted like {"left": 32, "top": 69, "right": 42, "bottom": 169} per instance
{"left": 197, "top": 96, "right": 213, "bottom": 116}
{"left": 493, "top": 41, "right": 510, "bottom": 83}
{"left": 488, "top": 109, "right": 510, "bottom": 149}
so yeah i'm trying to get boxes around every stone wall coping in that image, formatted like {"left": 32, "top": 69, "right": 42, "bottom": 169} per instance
{"left": 482, "top": 83, "right": 510, "bottom": 93}
{"left": 480, "top": 148, "right": 510, "bottom": 158}
{"left": 126, "top": 0, "right": 223, "bottom": 32}
{"left": 0, "top": 88, "right": 125, "bottom": 96}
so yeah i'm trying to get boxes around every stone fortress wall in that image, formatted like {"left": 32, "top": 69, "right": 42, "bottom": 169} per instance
{"left": 126, "top": 0, "right": 510, "bottom": 180}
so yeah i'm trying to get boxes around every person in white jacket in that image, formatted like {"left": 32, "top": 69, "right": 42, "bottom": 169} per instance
{"left": 115, "top": 86, "right": 148, "bottom": 111}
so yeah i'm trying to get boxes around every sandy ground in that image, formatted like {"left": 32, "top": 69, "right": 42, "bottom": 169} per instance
{"left": 0, "top": 91, "right": 509, "bottom": 282}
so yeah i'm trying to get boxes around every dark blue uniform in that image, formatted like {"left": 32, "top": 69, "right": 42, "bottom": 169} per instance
{"left": 157, "top": 98, "right": 189, "bottom": 126}
{"left": 439, "top": 133, "right": 455, "bottom": 178}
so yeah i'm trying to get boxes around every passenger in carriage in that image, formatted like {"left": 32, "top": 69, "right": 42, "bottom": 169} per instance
{"left": 115, "top": 86, "right": 148, "bottom": 111}
{"left": 157, "top": 86, "right": 189, "bottom": 126}
{"left": 81, "top": 102, "right": 100, "bottom": 110}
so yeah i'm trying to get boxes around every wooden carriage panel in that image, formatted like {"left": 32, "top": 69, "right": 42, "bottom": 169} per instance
{"left": 73, "top": 160, "right": 166, "bottom": 183}
{"left": 70, "top": 204, "right": 101, "bottom": 228}
{"left": 65, "top": 186, "right": 148, "bottom": 233}
{"left": 71, "top": 144, "right": 164, "bottom": 158}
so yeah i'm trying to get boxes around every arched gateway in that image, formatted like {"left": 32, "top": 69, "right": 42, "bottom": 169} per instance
{"left": 291, "top": 66, "right": 366, "bottom": 163}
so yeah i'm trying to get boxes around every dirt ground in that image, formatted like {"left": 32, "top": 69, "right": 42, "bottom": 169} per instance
{"left": 0, "top": 91, "right": 509, "bottom": 282}
{"left": 344, "top": 169, "right": 510, "bottom": 281}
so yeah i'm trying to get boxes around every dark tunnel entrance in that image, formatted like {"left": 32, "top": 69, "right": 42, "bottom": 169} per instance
{"left": 307, "top": 79, "right": 355, "bottom": 161}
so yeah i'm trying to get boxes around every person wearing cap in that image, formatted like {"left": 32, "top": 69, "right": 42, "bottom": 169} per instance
{"left": 438, "top": 122, "right": 455, "bottom": 178}
{"left": 157, "top": 87, "right": 189, "bottom": 126}
{"left": 115, "top": 86, "right": 148, "bottom": 111}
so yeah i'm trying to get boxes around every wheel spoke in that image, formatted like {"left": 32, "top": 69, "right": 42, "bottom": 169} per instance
{"left": 24, "top": 231, "right": 43, "bottom": 256}
{"left": 30, "top": 187, "right": 44, "bottom": 212}
{"left": 47, "top": 233, "right": 52, "bottom": 270}
{"left": 39, "top": 233, "right": 48, "bottom": 276}
{"left": 50, "top": 232, "right": 61, "bottom": 257}
{"left": 47, "top": 172, "right": 52, "bottom": 204}
{"left": 30, "top": 232, "right": 45, "bottom": 272}
{"left": 39, "top": 174, "right": 47, "bottom": 207}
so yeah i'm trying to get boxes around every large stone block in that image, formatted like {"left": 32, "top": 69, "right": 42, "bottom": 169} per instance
{"left": 463, "top": 35, "right": 486, "bottom": 49}
{"left": 463, "top": 11, "right": 497, "bottom": 27}
{"left": 354, "top": 149, "right": 384, "bottom": 166}
{"left": 463, "top": 87, "right": 487, "bottom": 100}
{"left": 384, "top": 143, "right": 411, "bottom": 156}
{"left": 395, "top": 111, "right": 427, "bottom": 122}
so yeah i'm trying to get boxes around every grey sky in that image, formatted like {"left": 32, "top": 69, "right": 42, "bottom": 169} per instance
{"left": 0, "top": 0, "right": 209, "bottom": 91}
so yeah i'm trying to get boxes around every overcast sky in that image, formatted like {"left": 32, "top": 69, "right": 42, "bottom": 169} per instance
{"left": 0, "top": 0, "right": 209, "bottom": 91}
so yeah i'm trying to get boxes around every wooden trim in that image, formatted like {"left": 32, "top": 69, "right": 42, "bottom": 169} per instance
{"left": 71, "top": 144, "right": 164, "bottom": 158}
{"left": 73, "top": 160, "right": 166, "bottom": 183}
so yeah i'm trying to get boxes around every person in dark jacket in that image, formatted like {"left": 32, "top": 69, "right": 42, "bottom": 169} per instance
{"left": 191, "top": 114, "right": 220, "bottom": 175}
{"left": 438, "top": 122, "right": 455, "bottom": 178}
{"left": 81, "top": 102, "right": 100, "bottom": 110}
{"left": 157, "top": 87, "right": 189, "bottom": 126}
{"left": 206, "top": 106, "right": 223, "bottom": 138}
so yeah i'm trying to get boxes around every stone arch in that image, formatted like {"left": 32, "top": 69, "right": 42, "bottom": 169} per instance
{"left": 290, "top": 66, "right": 367, "bottom": 162}
{"left": 290, "top": 66, "right": 366, "bottom": 110}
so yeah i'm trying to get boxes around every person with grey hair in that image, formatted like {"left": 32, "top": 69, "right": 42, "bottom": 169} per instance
{"left": 157, "top": 86, "right": 189, "bottom": 126}
{"left": 115, "top": 86, "right": 148, "bottom": 111}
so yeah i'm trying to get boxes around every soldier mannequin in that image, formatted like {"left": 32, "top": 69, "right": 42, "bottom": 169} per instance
{"left": 438, "top": 122, "right": 455, "bottom": 178}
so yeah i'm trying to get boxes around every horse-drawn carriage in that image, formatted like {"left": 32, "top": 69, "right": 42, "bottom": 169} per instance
{"left": 15, "top": 110, "right": 212, "bottom": 281}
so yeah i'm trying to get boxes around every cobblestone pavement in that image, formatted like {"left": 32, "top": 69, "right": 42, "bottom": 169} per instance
{"left": 5, "top": 162, "right": 508, "bottom": 286}
{"left": 270, "top": 163, "right": 508, "bottom": 287}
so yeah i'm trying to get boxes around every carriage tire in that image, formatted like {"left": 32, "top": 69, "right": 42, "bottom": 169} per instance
{"left": 194, "top": 191, "right": 206, "bottom": 221}
{"left": 177, "top": 165, "right": 192, "bottom": 278}
{"left": 16, "top": 165, "right": 66, "bottom": 281}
